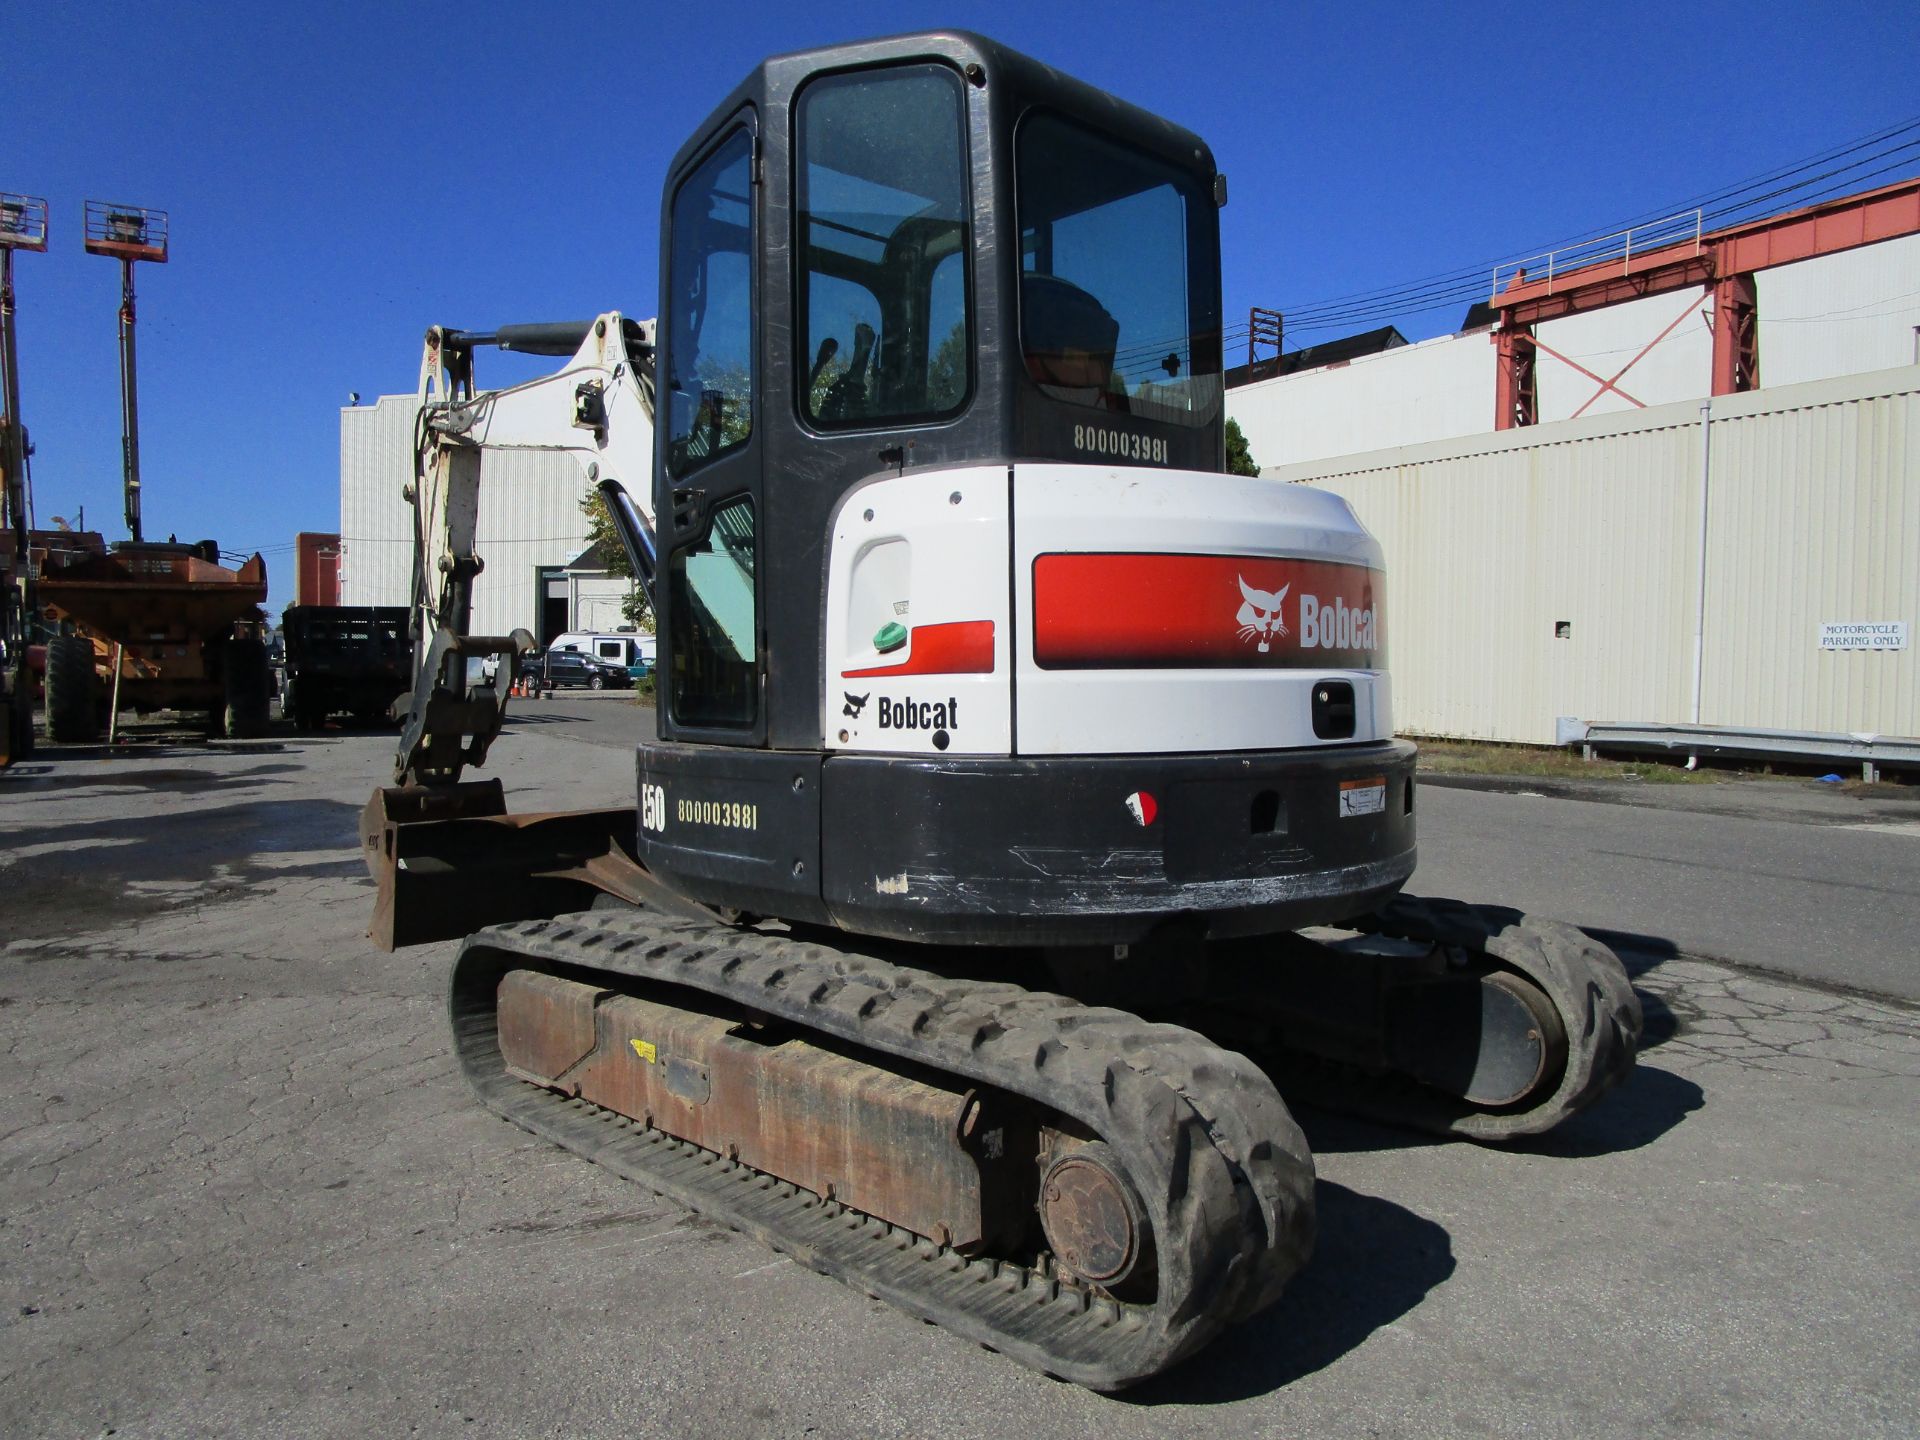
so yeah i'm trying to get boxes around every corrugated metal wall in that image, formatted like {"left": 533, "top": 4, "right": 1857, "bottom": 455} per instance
{"left": 338, "top": 396, "right": 592, "bottom": 638}
{"left": 338, "top": 396, "right": 413, "bottom": 611}
{"left": 1701, "top": 370, "right": 1918, "bottom": 733}
{"left": 1275, "top": 365, "right": 1919, "bottom": 744}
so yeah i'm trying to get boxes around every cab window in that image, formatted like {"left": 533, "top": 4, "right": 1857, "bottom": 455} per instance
{"left": 796, "top": 64, "right": 971, "bottom": 428}
{"left": 1016, "top": 112, "right": 1221, "bottom": 429}
{"left": 668, "top": 497, "right": 758, "bottom": 728}
{"left": 667, "top": 128, "right": 755, "bottom": 477}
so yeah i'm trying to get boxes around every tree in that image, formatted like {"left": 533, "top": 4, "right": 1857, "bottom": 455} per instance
{"left": 1224, "top": 417, "right": 1261, "bottom": 477}
{"left": 927, "top": 320, "right": 967, "bottom": 412}
{"left": 579, "top": 486, "right": 652, "bottom": 630}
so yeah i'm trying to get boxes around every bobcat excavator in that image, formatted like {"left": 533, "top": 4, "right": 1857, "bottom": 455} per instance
{"left": 362, "top": 32, "right": 1640, "bottom": 1389}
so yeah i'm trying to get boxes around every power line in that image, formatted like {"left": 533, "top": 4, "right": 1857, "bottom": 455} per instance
{"left": 1251, "top": 115, "right": 1920, "bottom": 341}
{"left": 1278, "top": 118, "right": 1920, "bottom": 323}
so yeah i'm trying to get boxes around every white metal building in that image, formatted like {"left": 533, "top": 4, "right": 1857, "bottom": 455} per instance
{"left": 1278, "top": 363, "right": 1919, "bottom": 750}
{"left": 1229, "top": 232, "right": 1920, "bottom": 470}
{"left": 1227, "top": 203, "right": 1920, "bottom": 756}
{"left": 338, "top": 394, "right": 643, "bottom": 643}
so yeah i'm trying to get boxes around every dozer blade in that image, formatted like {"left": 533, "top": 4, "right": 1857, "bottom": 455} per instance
{"left": 361, "top": 779, "right": 669, "bottom": 950}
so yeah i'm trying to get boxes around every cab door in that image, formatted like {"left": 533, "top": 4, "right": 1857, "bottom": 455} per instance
{"left": 655, "top": 112, "right": 765, "bottom": 747}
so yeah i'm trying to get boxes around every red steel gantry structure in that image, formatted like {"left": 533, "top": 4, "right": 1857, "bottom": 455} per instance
{"left": 1491, "top": 176, "right": 1920, "bottom": 428}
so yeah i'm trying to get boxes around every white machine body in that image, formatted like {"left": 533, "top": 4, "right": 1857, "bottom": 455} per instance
{"left": 822, "top": 463, "right": 1390, "bottom": 758}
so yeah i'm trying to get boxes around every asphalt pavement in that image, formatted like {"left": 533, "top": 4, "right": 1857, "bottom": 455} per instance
{"left": 1, "top": 719, "right": 1915, "bottom": 1438}
{"left": 1415, "top": 775, "right": 1920, "bottom": 999}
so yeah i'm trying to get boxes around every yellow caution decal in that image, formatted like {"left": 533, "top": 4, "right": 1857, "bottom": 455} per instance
{"left": 631, "top": 1038, "right": 657, "bottom": 1063}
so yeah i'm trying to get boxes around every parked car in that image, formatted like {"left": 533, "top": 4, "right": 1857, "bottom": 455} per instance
{"left": 547, "top": 631, "right": 656, "bottom": 672}
{"left": 521, "top": 650, "right": 633, "bottom": 691}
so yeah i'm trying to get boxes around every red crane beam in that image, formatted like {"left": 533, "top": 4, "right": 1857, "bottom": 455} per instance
{"left": 1494, "top": 176, "right": 1920, "bottom": 327}
{"left": 1491, "top": 175, "right": 1920, "bottom": 426}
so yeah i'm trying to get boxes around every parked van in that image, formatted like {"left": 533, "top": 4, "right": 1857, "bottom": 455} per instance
{"left": 548, "top": 631, "right": 656, "bottom": 677}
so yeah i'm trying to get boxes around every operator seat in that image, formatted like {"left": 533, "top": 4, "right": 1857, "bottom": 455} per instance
{"left": 1021, "top": 272, "right": 1128, "bottom": 410}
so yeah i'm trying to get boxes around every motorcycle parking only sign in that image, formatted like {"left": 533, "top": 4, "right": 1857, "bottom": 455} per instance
{"left": 1819, "top": 621, "right": 1907, "bottom": 651}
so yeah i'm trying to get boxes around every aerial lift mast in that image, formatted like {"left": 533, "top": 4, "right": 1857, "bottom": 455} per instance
{"left": 28, "top": 202, "right": 271, "bottom": 742}
{"left": 84, "top": 201, "right": 169, "bottom": 543}
{"left": 0, "top": 191, "right": 47, "bottom": 765}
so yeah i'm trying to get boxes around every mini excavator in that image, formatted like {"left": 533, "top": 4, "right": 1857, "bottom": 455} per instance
{"left": 361, "top": 32, "right": 1640, "bottom": 1389}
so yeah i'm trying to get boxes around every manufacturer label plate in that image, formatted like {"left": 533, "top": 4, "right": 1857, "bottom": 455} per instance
{"left": 1338, "top": 778, "right": 1386, "bottom": 817}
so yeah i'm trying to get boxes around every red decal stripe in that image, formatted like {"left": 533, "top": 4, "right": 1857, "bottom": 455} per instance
{"left": 1033, "top": 553, "right": 1383, "bottom": 669}
{"left": 845, "top": 620, "right": 995, "bottom": 678}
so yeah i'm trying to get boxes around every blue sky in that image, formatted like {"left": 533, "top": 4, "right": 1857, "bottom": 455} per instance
{"left": 11, "top": 1, "right": 1918, "bottom": 612}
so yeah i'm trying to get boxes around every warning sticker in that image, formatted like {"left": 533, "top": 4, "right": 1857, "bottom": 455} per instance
{"left": 1339, "top": 778, "right": 1387, "bottom": 817}
{"left": 630, "top": 1038, "right": 657, "bottom": 1064}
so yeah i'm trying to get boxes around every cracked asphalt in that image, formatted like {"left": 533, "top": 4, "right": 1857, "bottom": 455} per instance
{"left": 1, "top": 713, "right": 1915, "bottom": 1438}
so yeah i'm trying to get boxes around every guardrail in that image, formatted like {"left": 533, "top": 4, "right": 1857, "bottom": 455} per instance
{"left": 1492, "top": 210, "right": 1703, "bottom": 301}
{"left": 1559, "top": 719, "right": 1919, "bottom": 782}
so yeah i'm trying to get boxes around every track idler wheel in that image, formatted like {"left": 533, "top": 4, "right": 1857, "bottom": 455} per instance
{"left": 1215, "top": 898, "right": 1641, "bottom": 1143}
{"left": 1364, "top": 897, "right": 1643, "bottom": 1141}
{"left": 1385, "top": 966, "right": 1569, "bottom": 1110}
{"left": 1038, "top": 1142, "right": 1156, "bottom": 1297}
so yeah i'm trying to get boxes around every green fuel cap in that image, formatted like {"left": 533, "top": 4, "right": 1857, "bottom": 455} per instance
{"left": 873, "top": 621, "right": 908, "bottom": 653}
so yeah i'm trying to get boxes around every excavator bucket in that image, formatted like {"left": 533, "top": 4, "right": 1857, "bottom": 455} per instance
{"left": 360, "top": 780, "right": 651, "bottom": 950}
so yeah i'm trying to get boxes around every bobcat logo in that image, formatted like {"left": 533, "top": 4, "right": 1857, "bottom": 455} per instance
{"left": 842, "top": 691, "right": 870, "bottom": 719}
{"left": 1235, "top": 576, "right": 1290, "bottom": 653}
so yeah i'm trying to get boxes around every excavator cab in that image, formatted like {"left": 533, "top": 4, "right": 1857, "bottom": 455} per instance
{"left": 623, "top": 33, "right": 1417, "bottom": 943}
{"left": 647, "top": 33, "right": 1226, "bottom": 749}
{"left": 370, "top": 29, "right": 1414, "bottom": 947}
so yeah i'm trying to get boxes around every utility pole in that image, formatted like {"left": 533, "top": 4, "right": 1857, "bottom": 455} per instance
{"left": 84, "top": 201, "right": 168, "bottom": 543}
{"left": 0, "top": 191, "right": 47, "bottom": 763}
{"left": 1248, "top": 306, "right": 1283, "bottom": 377}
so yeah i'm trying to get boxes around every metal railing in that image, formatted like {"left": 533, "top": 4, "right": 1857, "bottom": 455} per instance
{"left": 1563, "top": 720, "right": 1919, "bottom": 782}
{"left": 0, "top": 193, "right": 48, "bottom": 251}
{"left": 83, "top": 200, "right": 169, "bottom": 262}
{"left": 1492, "top": 209, "right": 1702, "bottom": 302}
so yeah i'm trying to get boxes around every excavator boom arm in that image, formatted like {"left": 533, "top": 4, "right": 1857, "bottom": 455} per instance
{"left": 393, "top": 311, "right": 657, "bottom": 787}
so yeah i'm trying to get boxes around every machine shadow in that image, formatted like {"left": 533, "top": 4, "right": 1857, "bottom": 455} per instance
{"left": 0, "top": 761, "right": 303, "bottom": 796}
{"left": 1122, "top": 1178, "right": 1453, "bottom": 1406}
{"left": 0, "top": 794, "right": 369, "bottom": 942}
{"left": 1577, "top": 925, "right": 1689, "bottom": 1050}
{"left": 1295, "top": 1061, "right": 1703, "bottom": 1158}
{"left": 1583, "top": 925, "right": 1681, "bottom": 978}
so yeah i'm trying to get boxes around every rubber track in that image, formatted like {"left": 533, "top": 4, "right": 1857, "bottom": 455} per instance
{"left": 1357, "top": 897, "right": 1644, "bottom": 1140}
{"left": 450, "top": 909, "right": 1316, "bottom": 1390}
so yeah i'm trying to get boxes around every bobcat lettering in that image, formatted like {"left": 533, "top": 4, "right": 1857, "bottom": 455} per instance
{"left": 1299, "top": 594, "right": 1377, "bottom": 651}
{"left": 1232, "top": 577, "right": 1376, "bottom": 654}
{"left": 877, "top": 696, "right": 959, "bottom": 731}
